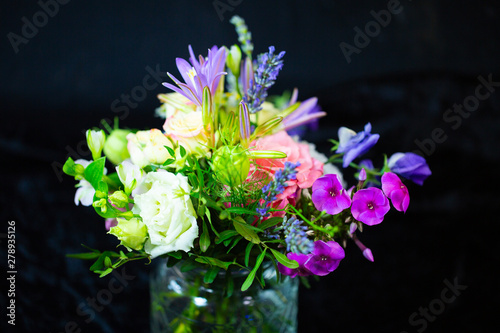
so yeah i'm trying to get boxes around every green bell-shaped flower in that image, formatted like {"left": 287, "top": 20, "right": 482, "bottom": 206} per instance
{"left": 212, "top": 145, "right": 250, "bottom": 186}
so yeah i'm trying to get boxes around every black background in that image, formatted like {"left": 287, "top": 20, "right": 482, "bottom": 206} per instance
{"left": 1, "top": 0, "right": 499, "bottom": 332}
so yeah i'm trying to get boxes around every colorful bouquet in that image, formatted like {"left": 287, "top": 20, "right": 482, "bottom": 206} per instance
{"left": 64, "top": 16, "right": 430, "bottom": 299}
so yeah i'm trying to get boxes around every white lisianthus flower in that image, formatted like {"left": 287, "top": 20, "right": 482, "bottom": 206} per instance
{"left": 134, "top": 170, "right": 198, "bottom": 258}
{"left": 116, "top": 160, "right": 144, "bottom": 195}
{"left": 108, "top": 217, "right": 148, "bottom": 251}
{"left": 74, "top": 159, "right": 108, "bottom": 206}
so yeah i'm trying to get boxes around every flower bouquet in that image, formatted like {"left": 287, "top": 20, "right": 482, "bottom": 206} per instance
{"left": 64, "top": 16, "right": 431, "bottom": 332}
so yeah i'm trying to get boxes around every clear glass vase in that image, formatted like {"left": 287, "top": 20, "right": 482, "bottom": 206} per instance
{"left": 150, "top": 260, "right": 298, "bottom": 333}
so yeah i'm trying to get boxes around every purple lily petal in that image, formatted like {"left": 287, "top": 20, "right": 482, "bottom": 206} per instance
{"left": 163, "top": 46, "right": 227, "bottom": 106}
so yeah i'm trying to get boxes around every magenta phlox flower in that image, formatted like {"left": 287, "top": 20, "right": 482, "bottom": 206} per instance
{"left": 304, "top": 240, "right": 345, "bottom": 276}
{"left": 311, "top": 174, "right": 351, "bottom": 215}
{"left": 381, "top": 172, "right": 410, "bottom": 213}
{"left": 163, "top": 45, "right": 227, "bottom": 106}
{"left": 336, "top": 123, "right": 379, "bottom": 168}
{"left": 277, "top": 252, "right": 312, "bottom": 278}
{"left": 388, "top": 152, "right": 431, "bottom": 185}
{"left": 351, "top": 187, "right": 390, "bottom": 226}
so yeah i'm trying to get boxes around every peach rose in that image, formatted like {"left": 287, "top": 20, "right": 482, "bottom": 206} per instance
{"left": 163, "top": 110, "right": 210, "bottom": 158}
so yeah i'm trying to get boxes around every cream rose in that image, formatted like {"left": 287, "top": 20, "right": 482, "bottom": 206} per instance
{"left": 163, "top": 110, "right": 210, "bottom": 157}
{"left": 126, "top": 129, "right": 174, "bottom": 168}
{"left": 133, "top": 170, "right": 198, "bottom": 258}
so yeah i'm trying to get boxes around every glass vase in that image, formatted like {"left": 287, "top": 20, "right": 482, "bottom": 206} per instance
{"left": 150, "top": 260, "right": 298, "bottom": 333}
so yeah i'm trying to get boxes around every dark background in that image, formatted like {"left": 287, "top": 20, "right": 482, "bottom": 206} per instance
{"left": 1, "top": 0, "right": 499, "bottom": 332}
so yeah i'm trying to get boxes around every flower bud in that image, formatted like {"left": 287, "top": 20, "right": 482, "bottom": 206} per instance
{"left": 92, "top": 198, "right": 108, "bottom": 213}
{"left": 226, "top": 44, "right": 242, "bottom": 76}
{"left": 116, "top": 160, "right": 144, "bottom": 195}
{"left": 74, "top": 164, "right": 85, "bottom": 175}
{"left": 86, "top": 129, "right": 106, "bottom": 161}
{"left": 108, "top": 217, "right": 148, "bottom": 251}
{"left": 212, "top": 145, "right": 250, "bottom": 186}
{"left": 108, "top": 190, "right": 129, "bottom": 208}
{"left": 103, "top": 129, "right": 131, "bottom": 165}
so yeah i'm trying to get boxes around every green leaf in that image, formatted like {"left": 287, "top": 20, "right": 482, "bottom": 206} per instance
{"left": 200, "top": 220, "right": 211, "bottom": 253}
{"left": 180, "top": 259, "right": 199, "bottom": 272}
{"left": 163, "top": 159, "right": 176, "bottom": 166}
{"left": 166, "top": 256, "right": 181, "bottom": 267}
{"left": 194, "top": 256, "right": 234, "bottom": 270}
{"left": 62, "top": 157, "right": 77, "bottom": 176}
{"left": 203, "top": 266, "right": 220, "bottom": 284}
{"left": 216, "top": 230, "right": 239, "bottom": 244}
{"left": 105, "top": 172, "right": 123, "bottom": 190}
{"left": 257, "top": 217, "right": 282, "bottom": 231}
{"left": 167, "top": 251, "right": 182, "bottom": 259}
{"left": 245, "top": 242, "right": 254, "bottom": 267}
{"left": 98, "top": 267, "right": 113, "bottom": 278}
{"left": 164, "top": 145, "right": 175, "bottom": 157}
{"left": 104, "top": 256, "right": 112, "bottom": 268}
{"left": 179, "top": 145, "right": 187, "bottom": 157}
{"left": 233, "top": 219, "right": 260, "bottom": 244}
{"left": 84, "top": 157, "right": 106, "bottom": 189}
{"left": 241, "top": 248, "right": 266, "bottom": 291}
{"left": 205, "top": 209, "right": 220, "bottom": 237}
{"left": 66, "top": 252, "right": 101, "bottom": 260}
{"left": 90, "top": 253, "right": 106, "bottom": 271}
{"left": 226, "top": 236, "right": 242, "bottom": 253}
{"left": 226, "top": 207, "right": 260, "bottom": 216}
{"left": 269, "top": 248, "right": 298, "bottom": 269}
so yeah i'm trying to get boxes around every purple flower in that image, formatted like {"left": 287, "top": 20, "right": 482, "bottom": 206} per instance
{"left": 277, "top": 252, "right": 312, "bottom": 278}
{"left": 388, "top": 152, "right": 431, "bottom": 185}
{"left": 351, "top": 187, "right": 390, "bottom": 226}
{"left": 359, "top": 168, "right": 367, "bottom": 182}
{"left": 283, "top": 90, "right": 326, "bottom": 136}
{"left": 304, "top": 240, "right": 345, "bottom": 276}
{"left": 257, "top": 161, "right": 300, "bottom": 218}
{"left": 163, "top": 45, "right": 227, "bottom": 106}
{"left": 239, "top": 57, "right": 254, "bottom": 97}
{"left": 311, "top": 174, "right": 351, "bottom": 215}
{"left": 336, "top": 123, "right": 380, "bottom": 168}
{"left": 280, "top": 216, "right": 314, "bottom": 254}
{"left": 244, "top": 46, "right": 285, "bottom": 113}
{"left": 381, "top": 172, "right": 410, "bottom": 213}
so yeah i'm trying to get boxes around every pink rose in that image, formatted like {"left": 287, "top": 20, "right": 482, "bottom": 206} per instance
{"left": 250, "top": 130, "right": 324, "bottom": 199}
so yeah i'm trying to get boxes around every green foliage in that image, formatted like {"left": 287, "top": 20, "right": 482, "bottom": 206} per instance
{"left": 67, "top": 245, "right": 149, "bottom": 277}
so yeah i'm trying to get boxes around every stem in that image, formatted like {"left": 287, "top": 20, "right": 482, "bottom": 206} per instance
{"left": 288, "top": 205, "right": 331, "bottom": 234}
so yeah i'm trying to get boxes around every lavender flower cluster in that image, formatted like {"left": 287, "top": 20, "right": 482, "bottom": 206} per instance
{"left": 279, "top": 216, "right": 314, "bottom": 254}
{"left": 244, "top": 46, "right": 285, "bottom": 113}
{"left": 229, "top": 15, "right": 253, "bottom": 57}
{"left": 257, "top": 161, "right": 300, "bottom": 217}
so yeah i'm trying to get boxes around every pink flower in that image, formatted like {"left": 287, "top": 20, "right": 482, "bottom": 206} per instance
{"left": 304, "top": 240, "right": 345, "bottom": 276}
{"left": 381, "top": 172, "right": 410, "bottom": 213}
{"left": 311, "top": 174, "right": 351, "bottom": 215}
{"left": 250, "top": 131, "right": 324, "bottom": 197}
{"left": 351, "top": 188, "right": 390, "bottom": 226}
{"left": 278, "top": 252, "right": 312, "bottom": 278}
